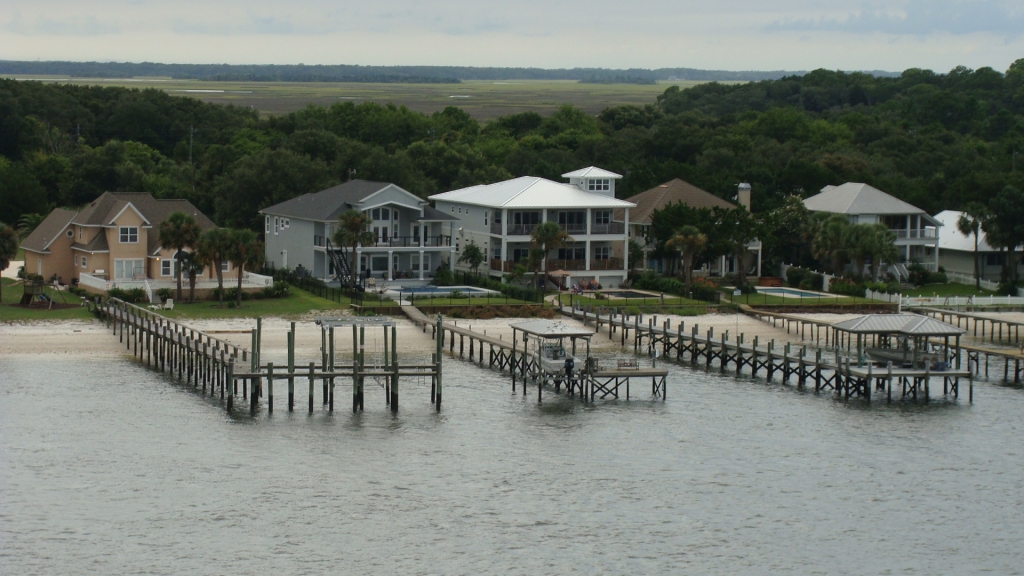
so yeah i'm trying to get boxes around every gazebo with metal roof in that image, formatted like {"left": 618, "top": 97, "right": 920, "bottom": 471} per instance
{"left": 509, "top": 319, "right": 595, "bottom": 400}
{"left": 831, "top": 313, "right": 965, "bottom": 370}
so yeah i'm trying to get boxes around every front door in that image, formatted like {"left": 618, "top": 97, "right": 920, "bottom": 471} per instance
{"left": 114, "top": 259, "right": 145, "bottom": 280}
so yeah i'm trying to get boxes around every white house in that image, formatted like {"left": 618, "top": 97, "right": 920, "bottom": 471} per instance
{"left": 804, "top": 182, "right": 940, "bottom": 277}
{"left": 261, "top": 180, "right": 458, "bottom": 283}
{"left": 935, "top": 210, "right": 1012, "bottom": 282}
{"left": 428, "top": 167, "right": 636, "bottom": 287}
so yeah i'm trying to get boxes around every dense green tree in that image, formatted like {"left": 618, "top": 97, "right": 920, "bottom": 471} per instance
{"left": 227, "top": 229, "right": 264, "bottom": 307}
{"left": 196, "top": 228, "right": 234, "bottom": 307}
{"left": 664, "top": 225, "right": 706, "bottom": 294}
{"left": 957, "top": 202, "right": 992, "bottom": 288}
{"left": 530, "top": 222, "right": 572, "bottom": 292}
{"left": 0, "top": 224, "right": 17, "bottom": 302}
{"left": 457, "top": 240, "right": 485, "bottom": 275}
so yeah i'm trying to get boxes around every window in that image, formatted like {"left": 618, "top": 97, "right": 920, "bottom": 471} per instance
{"left": 466, "top": 209, "right": 470, "bottom": 216}
{"left": 557, "top": 211, "right": 586, "bottom": 229}
{"left": 81, "top": 256, "right": 87, "bottom": 268}
{"left": 512, "top": 248, "right": 531, "bottom": 261}
{"left": 372, "top": 208, "right": 381, "bottom": 220}
{"left": 221, "top": 261, "right": 230, "bottom": 272}
{"left": 284, "top": 218, "right": 290, "bottom": 229}
{"left": 66, "top": 229, "right": 73, "bottom": 237}
{"left": 458, "top": 207, "right": 462, "bottom": 214}
{"left": 274, "top": 217, "right": 279, "bottom": 235}
{"left": 161, "top": 259, "right": 175, "bottom": 276}
{"left": 594, "top": 246, "right": 611, "bottom": 260}
{"left": 557, "top": 247, "right": 585, "bottom": 260}
{"left": 494, "top": 211, "right": 501, "bottom": 224}
{"left": 986, "top": 253, "right": 1004, "bottom": 267}
{"left": 119, "top": 227, "right": 138, "bottom": 243}
{"left": 594, "top": 210, "right": 611, "bottom": 225}
{"left": 451, "top": 206, "right": 454, "bottom": 213}
{"left": 588, "top": 179, "right": 610, "bottom": 191}
{"left": 265, "top": 216, "right": 270, "bottom": 234}
{"left": 78, "top": 227, "right": 82, "bottom": 240}
{"left": 512, "top": 211, "right": 541, "bottom": 225}
{"left": 484, "top": 210, "right": 489, "bottom": 226}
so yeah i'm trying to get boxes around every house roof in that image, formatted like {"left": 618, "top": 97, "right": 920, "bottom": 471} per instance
{"left": 561, "top": 166, "right": 623, "bottom": 179}
{"left": 416, "top": 205, "right": 459, "bottom": 222}
{"left": 71, "top": 232, "right": 110, "bottom": 253}
{"left": 616, "top": 178, "right": 735, "bottom": 224}
{"left": 935, "top": 210, "right": 998, "bottom": 252}
{"left": 429, "top": 176, "right": 635, "bottom": 209}
{"left": 259, "top": 180, "right": 416, "bottom": 221}
{"left": 510, "top": 319, "right": 595, "bottom": 339}
{"left": 804, "top": 183, "right": 928, "bottom": 217}
{"left": 831, "top": 314, "right": 965, "bottom": 336}
{"left": 19, "top": 208, "right": 77, "bottom": 253}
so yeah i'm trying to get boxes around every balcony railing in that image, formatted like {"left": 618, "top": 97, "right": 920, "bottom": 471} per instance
{"left": 590, "top": 257, "right": 624, "bottom": 270}
{"left": 485, "top": 257, "right": 625, "bottom": 273}
{"left": 314, "top": 235, "right": 326, "bottom": 247}
{"left": 893, "top": 228, "right": 936, "bottom": 239}
{"left": 547, "top": 259, "right": 587, "bottom": 271}
{"left": 505, "top": 223, "right": 539, "bottom": 236}
{"left": 358, "top": 235, "right": 451, "bottom": 248}
{"left": 559, "top": 224, "right": 588, "bottom": 235}
{"left": 490, "top": 223, "right": 503, "bottom": 235}
{"left": 590, "top": 222, "right": 625, "bottom": 235}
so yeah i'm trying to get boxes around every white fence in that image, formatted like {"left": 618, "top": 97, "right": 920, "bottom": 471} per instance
{"left": 77, "top": 272, "right": 273, "bottom": 293}
{"left": 865, "top": 289, "right": 1024, "bottom": 308}
{"left": 243, "top": 271, "right": 274, "bottom": 287}
{"left": 945, "top": 272, "right": 1000, "bottom": 292}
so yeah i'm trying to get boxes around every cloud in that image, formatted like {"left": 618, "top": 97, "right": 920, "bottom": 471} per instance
{"left": 768, "top": 1, "right": 1024, "bottom": 38}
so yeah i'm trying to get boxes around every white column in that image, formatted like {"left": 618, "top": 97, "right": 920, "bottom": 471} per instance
{"left": 419, "top": 251, "right": 425, "bottom": 280}
{"left": 623, "top": 238, "right": 629, "bottom": 272}
{"left": 586, "top": 208, "right": 591, "bottom": 235}
{"left": 388, "top": 250, "right": 394, "bottom": 281}
{"left": 585, "top": 241, "right": 591, "bottom": 271}
{"left": 756, "top": 246, "right": 762, "bottom": 277}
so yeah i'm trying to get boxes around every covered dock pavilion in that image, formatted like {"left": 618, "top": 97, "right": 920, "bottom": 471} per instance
{"left": 831, "top": 314, "right": 970, "bottom": 400}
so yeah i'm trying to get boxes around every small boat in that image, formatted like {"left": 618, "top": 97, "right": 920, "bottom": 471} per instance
{"left": 534, "top": 341, "right": 582, "bottom": 376}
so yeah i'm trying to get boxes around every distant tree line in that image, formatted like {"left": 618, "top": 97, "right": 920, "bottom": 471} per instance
{"left": 0, "top": 60, "right": 821, "bottom": 83}
{"left": 1, "top": 61, "right": 1022, "bottom": 279}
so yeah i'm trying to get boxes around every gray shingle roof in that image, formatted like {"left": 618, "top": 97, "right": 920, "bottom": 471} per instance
{"left": 615, "top": 178, "right": 735, "bottom": 224}
{"left": 804, "top": 183, "right": 927, "bottom": 217}
{"left": 832, "top": 314, "right": 965, "bottom": 336}
{"left": 259, "top": 180, "right": 395, "bottom": 221}
{"left": 71, "top": 233, "right": 110, "bottom": 253}
{"left": 20, "top": 208, "right": 77, "bottom": 253}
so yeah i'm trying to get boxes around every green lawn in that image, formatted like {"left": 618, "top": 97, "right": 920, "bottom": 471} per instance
{"left": 555, "top": 293, "right": 704, "bottom": 308}
{"left": 0, "top": 278, "right": 93, "bottom": 321}
{"left": 158, "top": 286, "right": 351, "bottom": 319}
{"left": 409, "top": 296, "right": 533, "bottom": 307}
{"left": 900, "top": 282, "right": 996, "bottom": 298}
{"left": 727, "top": 292, "right": 876, "bottom": 307}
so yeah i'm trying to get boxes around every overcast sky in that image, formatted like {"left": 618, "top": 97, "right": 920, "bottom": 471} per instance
{"left": 1, "top": 0, "right": 1022, "bottom": 72}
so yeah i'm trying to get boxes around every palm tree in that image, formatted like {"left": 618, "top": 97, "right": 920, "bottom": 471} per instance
{"left": 179, "top": 251, "right": 203, "bottom": 303}
{"left": 811, "top": 213, "right": 851, "bottom": 274}
{"left": 0, "top": 224, "right": 18, "bottom": 303}
{"left": 957, "top": 202, "right": 991, "bottom": 289}
{"left": 158, "top": 211, "right": 202, "bottom": 303}
{"left": 16, "top": 213, "right": 46, "bottom": 240}
{"left": 665, "top": 225, "right": 707, "bottom": 295}
{"left": 196, "top": 228, "right": 233, "bottom": 307}
{"left": 530, "top": 221, "right": 572, "bottom": 292}
{"left": 865, "top": 224, "right": 898, "bottom": 281}
{"left": 332, "top": 209, "right": 374, "bottom": 289}
{"left": 228, "top": 229, "right": 264, "bottom": 307}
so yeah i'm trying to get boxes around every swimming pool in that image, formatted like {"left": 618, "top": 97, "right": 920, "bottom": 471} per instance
{"left": 391, "top": 285, "right": 495, "bottom": 295}
{"left": 757, "top": 287, "right": 837, "bottom": 298}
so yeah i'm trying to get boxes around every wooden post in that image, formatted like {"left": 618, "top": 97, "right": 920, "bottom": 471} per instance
{"left": 249, "top": 360, "right": 258, "bottom": 415}
{"left": 308, "top": 361, "right": 315, "bottom": 414}
{"left": 328, "top": 326, "right": 335, "bottom": 409}
{"left": 358, "top": 325, "right": 365, "bottom": 411}
{"left": 267, "top": 363, "right": 274, "bottom": 414}
{"left": 352, "top": 324, "right": 359, "bottom": 412}
{"left": 435, "top": 314, "right": 443, "bottom": 411}
{"left": 287, "top": 330, "right": 295, "bottom": 412}
{"left": 391, "top": 360, "right": 399, "bottom": 413}
{"left": 226, "top": 359, "right": 234, "bottom": 412}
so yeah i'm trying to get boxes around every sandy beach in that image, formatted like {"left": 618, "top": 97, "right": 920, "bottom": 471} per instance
{"left": 0, "top": 309, "right": 876, "bottom": 362}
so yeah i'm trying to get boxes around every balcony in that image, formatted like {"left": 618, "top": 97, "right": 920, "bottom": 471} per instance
{"left": 590, "top": 257, "right": 624, "bottom": 270}
{"left": 358, "top": 235, "right": 452, "bottom": 249}
{"left": 892, "top": 228, "right": 936, "bottom": 240}
{"left": 590, "top": 221, "right": 625, "bottom": 235}
{"left": 547, "top": 259, "right": 587, "bottom": 271}
{"left": 504, "top": 223, "right": 539, "bottom": 236}
{"left": 559, "top": 224, "right": 587, "bottom": 235}
{"left": 314, "top": 235, "right": 326, "bottom": 247}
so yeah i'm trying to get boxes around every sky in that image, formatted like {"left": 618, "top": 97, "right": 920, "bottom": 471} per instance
{"left": 1, "top": 0, "right": 1022, "bottom": 73}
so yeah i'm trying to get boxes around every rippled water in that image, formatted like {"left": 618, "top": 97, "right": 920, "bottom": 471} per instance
{"left": 2, "top": 348, "right": 1024, "bottom": 575}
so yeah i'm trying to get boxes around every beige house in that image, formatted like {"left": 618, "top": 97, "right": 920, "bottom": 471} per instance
{"left": 21, "top": 192, "right": 271, "bottom": 299}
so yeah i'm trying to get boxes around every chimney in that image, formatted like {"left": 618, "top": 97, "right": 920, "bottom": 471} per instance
{"left": 737, "top": 183, "right": 751, "bottom": 211}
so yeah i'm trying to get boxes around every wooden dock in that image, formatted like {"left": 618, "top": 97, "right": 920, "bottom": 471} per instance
{"left": 913, "top": 307, "right": 1024, "bottom": 344}
{"left": 554, "top": 303, "right": 972, "bottom": 402}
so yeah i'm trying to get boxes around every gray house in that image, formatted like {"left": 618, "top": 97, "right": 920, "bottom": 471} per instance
{"left": 261, "top": 180, "right": 457, "bottom": 282}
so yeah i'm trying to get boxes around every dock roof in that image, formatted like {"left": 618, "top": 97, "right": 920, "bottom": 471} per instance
{"left": 831, "top": 314, "right": 965, "bottom": 337}
{"left": 510, "top": 319, "right": 595, "bottom": 339}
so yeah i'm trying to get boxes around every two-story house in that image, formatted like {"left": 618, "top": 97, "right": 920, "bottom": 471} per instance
{"left": 19, "top": 192, "right": 247, "bottom": 297}
{"left": 428, "top": 167, "right": 636, "bottom": 288}
{"left": 261, "top": 180, "right": 457, "bottom": 283}
{"left": 803, "top": 183, "right": 940, "bottom": 278}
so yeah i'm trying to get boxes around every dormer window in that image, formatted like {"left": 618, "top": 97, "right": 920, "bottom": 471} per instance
{"left": 119, "top": 227, "right": 138, "bottom": 243}
{"left": 588, "top": 179, "right": 610, "bottom": 191}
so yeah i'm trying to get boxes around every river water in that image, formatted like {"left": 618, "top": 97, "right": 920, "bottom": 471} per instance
{"left": 2, "top": 348, "right": 1023, "bottom": 575}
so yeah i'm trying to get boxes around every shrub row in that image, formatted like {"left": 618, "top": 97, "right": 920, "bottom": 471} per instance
{"left": 631, "top": 272, "right": 720, "bottom": 303}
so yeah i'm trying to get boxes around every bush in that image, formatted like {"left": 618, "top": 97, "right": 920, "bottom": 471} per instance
{"left": 107, "top": 287, "right": 148, "bottom": 303}
{"left": 785, "top": 266, "right": 808, "bottom": 288}
{"left": 432, "top": 263, "right": 455, "bottom": 287}
{"left": 449, "top": 289, "right": 464, "bottom": 300}
{"left": 828, "top": 278, "right": 865, "bottom": 298}
{"left": 156, "top": 288, "right": 173, "bottom": 302}
{"left": 631, "top": 271, "right": 719, "bottom": 303}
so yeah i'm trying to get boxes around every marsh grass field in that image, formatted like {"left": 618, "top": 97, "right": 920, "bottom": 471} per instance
{"left": 2, "top": 75, "right": 713, "bottom": 119}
